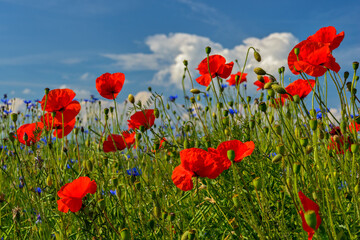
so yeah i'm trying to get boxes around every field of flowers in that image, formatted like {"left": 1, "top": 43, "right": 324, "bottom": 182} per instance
{"left": 0, "top": 26, "right": 359, "bottom": 239}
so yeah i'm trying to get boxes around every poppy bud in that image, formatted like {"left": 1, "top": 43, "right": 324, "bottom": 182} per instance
{"left": 254, "top": 67, "right": 266, "bottom": 75}
{"left": 190, "top": 97, "right": 195, "bottom": 104}
{"left": 351, "top": 144, "right": 359, "bottom": 153}
{"left": 228, "top": 101, "right": 234, "bottom": 107}
{"left": 346, "top": 82, "right": 353, "bottom": 91}
{"left": 212, "top": 113, "right": 217, "bottom": 119}
{"left": 85, "top": 160, "right": 93, "bottom": 171}
{"left": 353, "top": 61, "right": 359, "bottom": 71}
{"left": 257, "top": 75, "right": 264, "bottom": 83}
{"left": 250, "top": 120, "right": 255, "bottom": 129}
{"left": 356, "top": 76, "right": 360, "bottom": 81}
{"left": 190, "top": 89, "right": 200, "bottom": 94}
{"left": 246, "top": 96, "right": 251, "bottom": 103}
{"left": 205, "top": 46, "right": 211, "bottom": 54}
{"left": 267, "top": 89, "right": 275, "bottom": 98}
{"left": 294, "top": 48, "right": 300, "bottom": 56}
{"left": 306, "top": 145, "right": 313, "bottom": 154}
{"left": 223, "top": 110, "right": 229, "bottom": 117}
{"left": 276, "top": 144, "right": 285, "bottom": 155}
{"left": 120, "top": 228, "right": 131, "bottom": 240}
{"left": 44, "top": 88, "right": 50, "bottom": 95}
{"left": 293, "top": 162, "right": 301, "bottom": 174}
{"left": 104, "top": 108, "right": 109, "bottom": 116}
{"left": 227, "top": 150, "right": 235, "bottom": 161}
{"left": 274, "top": 124, "right": 281, "bottom": 135}
{"left": 224, "top": 128, "right": 230, "bottom": 136}
{"left": 147, "top": 86, "right": 152, "bottom": 92}
{"left": 264, "top": 126, "right": 269, "bottom": 134}
{"left": 264, "top": 82, "right": 273, "bottom": 89}
{"left": 309, "top": 109, "right": 316, "bottom": 117}
{"left": 254, "top": 51, "right": 261, "bottom": 62}
{"left": 310, "top": 119, "right": 317, "bottom": 131}
{"left": 205, "top": 106, "right": 209, "bottom": 112}
{"left": 355, "top": 185, "right": 359, "bottom": 195}
{"left": 109, "top": 107, "right": 114, "bottom": 113}
{"left": 304, "top": 210, "right": 317, "bottom": 230}
{"left": 272, "top": 154, "right": 282, "bottom": 164}
{"left": 252, "top": 177, "right": 262, "bottom": 190}
{"left": 205, "top": 86, "right": 211, "bottom": 92}
{"left": 258, "top": 102, "right": 267, "bottom": 113}
{"left": 300, "top": 137, "right": 308, "bottom": 147}
{"left": 139, "top": 125, "right": 145, "bottom": 132}
{"left": 46, "top": 176, "right": 53, "bottom": 186}
{"left": 271, "top": 84, "right": 287, "bottom": 94}
{"left": 293, "top": 95, "right": 300, "bottom": 104}
{"left": 166, "top": 103, "right": 170, "bottom": 110}
{"left": 183, "top": 60, "right": 188, "bottom": 66}
{"left": 217, "top": 102, "right": 223, "bottom": 109}
{"left": 344, "top": 71, "right": 349, "bottom": 80}
{"left": 154, "top": 108, "right": 159, "bottom": 118}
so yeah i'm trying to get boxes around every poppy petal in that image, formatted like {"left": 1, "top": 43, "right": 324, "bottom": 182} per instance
{"left": 171, "top": 165, "right": 195, "bottom": 191}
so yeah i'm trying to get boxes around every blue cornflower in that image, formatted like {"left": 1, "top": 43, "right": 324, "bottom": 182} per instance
{"left": 269, "top": 153, "right": 277, "bottom": 157}
{"left": 228, "top": 109, "right": 238, "bottom": 115}
{"left": 25, "top": 114, "right": 31, "bottom": 118}
{"left": 169, "top": 94, "right": 178, "bottom": 102}
{"left": 126, "top": 167, "right": 142, "bottom": 176}
{"left": 35, "top": 214, "right": 42, "bottom": 224}
{"left": 2, "top": 165, "right": 7, "bottom": 170}
{"left": 3, "top": 110, "right": 12, "bottom": 115}
{"left": 35, "top": 187, "right": 42, "bottom": 194}
{"left": 24, "top": 100, "right": 32, "bottom": 104}
{"left": 338, "top": 181, "right": 347, "bottom": 190}
{"left": 66, "top": 164, "right": 71, "bottom": 169}
{"left": 221, "top": 84, "right": 228, "bottom": 89}
{"left": 109, "top": 190, "right": 116, "bottom": 195}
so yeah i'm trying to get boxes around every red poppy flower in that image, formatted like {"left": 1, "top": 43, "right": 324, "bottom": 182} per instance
{"left": 215, "top": 140, "right": 255, "bottom": 163}
{"left": 17, "top": 122, "right": 44, "bottom": 146}
{"left": 269, "top": 98, "right": 285, "bottom": 108}
{"left": 298, "top": 191, "right": 321, "bottom": 240}
{"left": 41, "top": 113, "right": 76, "bottom": 138}
{"left": 103, "top": 131, "right": 136, "bottom": 153}
{"left": 171, "top": 148, "right": 230, "bottom": 191}
{"left": 254, "top": 76, "right": 271, "bottom": 91}
{"left": 288, "top": 40, "right": 340, "bottom": 77}
{"left": 282, "top": 79, "right": 316, "bottom": 100}
{"left": 57, "top": 177, "right": 97, "bottom": 213}
{"left": 307, "top": 26, "right": 344, "bottom": 51}
{"left": 53, "top": 118, "right": 76, "bottom": 139}
{"left": 96, "top": 72, "right": 125, "bottom": 100}
{"left": 226, "top": 72, "right": 247, "bottom": 86}
{"left": 196, "top": 55, "right": 234, "bottom": 86}
{"left": 39, "top": 89, "right": 81, "bottom": 125}
{"left": 328, "top": 126, "right": 352, "bottom": 154}
{"left": 128, "top": 109, "right": 155, "bottom": 130}
{"left": 349, "top": 122, "right": 360, "bottom": 133}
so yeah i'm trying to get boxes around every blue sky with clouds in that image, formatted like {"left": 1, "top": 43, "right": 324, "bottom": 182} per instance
{"left": 0, "top": 0, "right": 359, "bottom": 109}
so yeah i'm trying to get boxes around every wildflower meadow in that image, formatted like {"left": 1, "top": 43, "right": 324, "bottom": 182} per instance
{"left": 1, "top": 26, "right": 360, "bottom": 239}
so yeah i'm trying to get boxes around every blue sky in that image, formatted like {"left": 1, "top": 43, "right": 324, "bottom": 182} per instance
{"left": 0, "top": 0, "right": 359, "bottom": 109}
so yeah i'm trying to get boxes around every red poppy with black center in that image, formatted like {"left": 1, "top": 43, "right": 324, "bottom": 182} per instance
{"left": 298, "top": 191, "right": 321, "bottom": 240}
{"left": 307, "top": 26, "right": 344, "bottom": 51}
{"left": 226, "top": 72, "right": 247, "bottom": 86}
{"left": 172, "top": 148, "right": 231, "bottom": 191}
{"left": 196, "top": 55, "right": 234, "bottom": 86}
{"left": 96, "top": 72, "right": 125, "bottom": 100}
{"left": 128, "top": 109, "right": 155, "bottom": 130}
{"left": 281, "top": 79, "right": 316, "bottom": 101}
{"left": 41, "top": 113, "right": 76, "bottom": 139}
{"left": 103, "top": 131, "right": 136, "bottom": 153}
{"left": 17, "top": 122, "right": 44, "bottom": 146}
{"left": 254, "top": 76, "right": 271, "bottom": 91}
{"left": 57, "top": 176, "right": 97, "bottom": 213}
{"left": 39, "top": 88, "right": 81, "bottom": 125}
{"left": 215, "top": 140, "right": 255, "bottom": 163}
{"left": 288, "top": 40, "right": 340, "bottom": 77}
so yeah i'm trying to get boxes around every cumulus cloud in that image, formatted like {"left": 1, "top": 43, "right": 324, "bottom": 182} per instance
{"left": 102, "top": 32, "right": 299, "bottom": 92}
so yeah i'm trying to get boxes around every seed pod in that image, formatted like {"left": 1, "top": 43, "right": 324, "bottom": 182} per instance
{"left": 294, "top": 48, "right": 300, "bottom": 56}
{"left": 205, "top": 46, "right": 211, "bottom": 54}
{"left": 271, "top": 84, "right": 287, "bottom": 94}
{"left": 227, "top": 150, "right": 235, "bottom": 161}
{"left": 264, "top": 82, "right": 273, "bottom": 89}
{"left": 353, "top": 61, "right": 359, "bottom": 71}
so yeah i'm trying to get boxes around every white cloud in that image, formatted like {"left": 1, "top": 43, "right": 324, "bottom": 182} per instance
{"left": 80, "top": 72, "right": 91, "bottom": 81}
{"left": 22, "top": 88, "right": 31, "bottom": 94}
{"left": 102, "top": 32, "right": 298, "bottom": 92}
